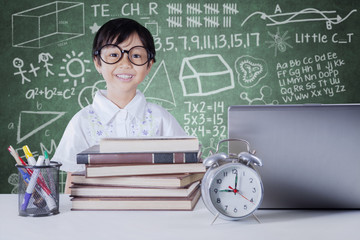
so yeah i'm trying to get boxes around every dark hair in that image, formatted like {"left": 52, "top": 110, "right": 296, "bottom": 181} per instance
{"left": 92, "top": 18, "right": 156, "bottom": 66}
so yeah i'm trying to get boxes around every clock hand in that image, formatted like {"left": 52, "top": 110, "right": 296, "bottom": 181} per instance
{"left": 239, "top": 194, "right": 255, "bottom": 205}
{"left": 234, "top": 172, "right": 238, "bottom": 194}
{"left": 219, "top": 189, "right": 233, "bottom": 192}
{"left": 228, "top": 186, "right": 255, "bottom": 205}
{"left": 228, "top": 186, "right": 239, "bottom": 194}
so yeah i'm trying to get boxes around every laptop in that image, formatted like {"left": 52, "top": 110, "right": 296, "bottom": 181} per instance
{"left": 228, "top": 104, "right": 360, "bottom": 209}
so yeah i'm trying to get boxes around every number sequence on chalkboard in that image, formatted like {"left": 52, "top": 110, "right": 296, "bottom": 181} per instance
{"left": 155, "top": 33, "right": 260, "bottom": 52}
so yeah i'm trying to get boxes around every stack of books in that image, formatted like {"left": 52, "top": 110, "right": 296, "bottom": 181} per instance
{"left": 70, "top": 136, "right": 205, "bottom": 211}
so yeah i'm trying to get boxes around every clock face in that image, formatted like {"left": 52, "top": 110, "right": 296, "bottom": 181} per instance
{"left": 208, "top": 163, "right": 263, "bottom": 218}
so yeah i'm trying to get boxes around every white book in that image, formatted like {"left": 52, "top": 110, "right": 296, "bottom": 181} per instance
{"left": 99, "top": 136, "right": 200, "bottom": 153}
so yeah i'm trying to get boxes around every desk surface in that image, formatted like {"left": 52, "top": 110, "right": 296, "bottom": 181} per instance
{"left": 1, "top": 194, "right": 359, "bottom": 240}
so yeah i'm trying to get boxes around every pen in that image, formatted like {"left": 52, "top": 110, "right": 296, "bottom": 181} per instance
{"left": 21, "top": 156, "right": 45, "bottom": 210}
{"left": 8, "top": 145, "right": 34, "bottom": 177}
{"left": 44, "top": 151, "right": 50, "bottom": 165}
{"left": 8, "top": 145, "right": 26, "bottom": 166}
{"left": 44, "top": 151, "right": 56, "bottom": 193}
{"left": 22, "top": 146, "right": 52, "bottom": 195}
{"left": 18, "top": 168, "right": 31, "bottom": 183}
{"left": 22, "top": 145, "right": 36, "bottom": 165}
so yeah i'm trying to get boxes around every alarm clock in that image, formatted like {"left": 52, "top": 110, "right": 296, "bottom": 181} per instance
{"left": 201, "top": 139, "right": 264, "bottom": 223}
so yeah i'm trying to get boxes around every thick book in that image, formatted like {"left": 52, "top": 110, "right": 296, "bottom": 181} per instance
{"left": 71, "top": 187, "right": 201, "bottom": 211}
{"left": 85, "top": 163, "right": 206, "bottom": 178}
{"left": 71, "top": 172, "right": 204, "bottom": 188}
{"left": 99, "top": 136, "right": 199, "bottom": 153}
{"left": 77, "top": 145, "right": 199, "bottom": 165}
{"left": 70, "top": 181, "right": 200, "bottom": 198}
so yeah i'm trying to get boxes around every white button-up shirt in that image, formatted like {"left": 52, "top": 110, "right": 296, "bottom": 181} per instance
{"left": 52, "top": 90, "right": 186, "bottom": 172}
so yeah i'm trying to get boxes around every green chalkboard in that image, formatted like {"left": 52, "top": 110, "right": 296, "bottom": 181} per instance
{"left": 1, "top": 0, "right": 359, "bottom": 193}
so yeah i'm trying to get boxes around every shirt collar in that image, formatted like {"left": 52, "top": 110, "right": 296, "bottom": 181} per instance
{"left": 92, "top": 90, "right": 147, "bottom": 125}
{"left": 125, "top": 89, "right": 147, "bottom": 121}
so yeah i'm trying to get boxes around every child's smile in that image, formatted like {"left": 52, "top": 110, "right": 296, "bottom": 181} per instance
{"left": 116, "top": 74, "right": 134, "bottom": 81}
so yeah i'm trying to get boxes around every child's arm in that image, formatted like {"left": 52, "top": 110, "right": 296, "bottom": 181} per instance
{"left": 52, "top": 111, "right": 91, "bottom": 173}
{"left": 162, "top": 111, "right": 187, "bottom": 136}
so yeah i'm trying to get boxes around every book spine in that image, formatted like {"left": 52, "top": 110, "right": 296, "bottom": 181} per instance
{"left": 77, "top": 152, "right": 198, "bottom": 165}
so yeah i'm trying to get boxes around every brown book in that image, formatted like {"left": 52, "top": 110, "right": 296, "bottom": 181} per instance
{"left": 86, "top": 163, "right": 206, "bottom": 178}
{"left": 99, "top": 136, "right": 199, "bottom": 153}
{"left": 71, "top": 172, "right": 204, "bottom": 188}
{"left": 71, "top": 187, "right": 201, "bottom": 211}
{"left": 77, "top": 145, "right": 199, "bottom": 165}
{"left": 70, "top": 181, "right": 200, "bottom": 198}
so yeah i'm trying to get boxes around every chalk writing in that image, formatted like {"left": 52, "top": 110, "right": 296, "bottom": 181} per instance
{"left": 241, "top": 7, "right": 357, "bottom": 30}
{"left": 276, "top": 52, "right": 346, "bottom": 103}
{"left": 155, "top": 32, "right": 260, "bottom": 52}
{"left": 183, "top": 101, "right": 226, "bottom": 138}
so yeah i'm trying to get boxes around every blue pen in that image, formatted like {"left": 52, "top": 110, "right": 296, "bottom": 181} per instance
{"left": 19, "top": 168, "right": 31, "bottom": 183}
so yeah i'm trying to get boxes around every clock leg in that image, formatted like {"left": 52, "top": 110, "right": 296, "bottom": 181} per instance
{"left": 252, "top": 213, "right": 261, "bottom": 224}
{"left": 211, "top": 212, "right": 220, "bottom": 225}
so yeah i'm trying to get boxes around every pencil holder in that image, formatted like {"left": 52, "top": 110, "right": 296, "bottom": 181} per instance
{"left": 16, "top": 161, "right": 62, "bottom": 217}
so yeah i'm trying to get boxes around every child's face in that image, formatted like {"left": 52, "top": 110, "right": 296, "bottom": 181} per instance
{"left": 94, "top": 33, "right": 153, "bottom": 97}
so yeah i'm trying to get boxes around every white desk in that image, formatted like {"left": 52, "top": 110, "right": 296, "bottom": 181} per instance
{"left": 1, "top": 194, "right": 359, "bottom": 240}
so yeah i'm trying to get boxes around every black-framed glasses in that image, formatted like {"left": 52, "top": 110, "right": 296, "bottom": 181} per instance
{"left": 94, "top": 44, "right": 152, "bottom": 66}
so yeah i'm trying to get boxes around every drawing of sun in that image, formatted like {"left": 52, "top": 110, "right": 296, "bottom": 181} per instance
{"left": 265, "top": 27, "right": 293, "bottom": 57}
{"left": 58, "top": 51, "right": 91, "bottom": 86}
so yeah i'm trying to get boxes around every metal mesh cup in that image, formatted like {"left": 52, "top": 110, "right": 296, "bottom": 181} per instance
{"left": 16, "top": 161, "right": 62, "bottom": 217}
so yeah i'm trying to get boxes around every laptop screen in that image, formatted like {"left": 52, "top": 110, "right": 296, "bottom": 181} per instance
{"left": 228, "top": 104, "right": 360, "bottom": 209}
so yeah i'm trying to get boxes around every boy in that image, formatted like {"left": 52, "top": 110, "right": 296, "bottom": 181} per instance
{"left": 52, "top": 18, "right": 186, "bottom": 193}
